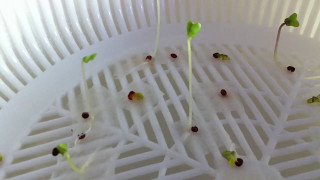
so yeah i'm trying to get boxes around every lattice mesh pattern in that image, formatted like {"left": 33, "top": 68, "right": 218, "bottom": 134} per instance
{"left": 3, "top": 43, "right": 320, "bottom": 179}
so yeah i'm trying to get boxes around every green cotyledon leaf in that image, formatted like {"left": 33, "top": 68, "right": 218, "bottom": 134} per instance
{"left": 222, "top": 150, "right": 237, "bottom": 167}
{"left": 133, "top": 92, "right": 144, "bottom": 100}
{"left": 222, "top": 151, "right": 237, "bottom": 160}
{"left": 82, "top": 53, "right": 97, "bottom": 63}
{"left": 307, "top": 95, "right": 320, "bottom": 104}
{"left": 187, "top": 20, "right": 201, "bottom": 39}
{"left": 284, "top": 13, "right": 299, "bottom": 27}
{"left": 57, "top": 143, "right": 68, "bottom": 155}
{"left": 228, "top": 157, "right": 237, "bottom": 167}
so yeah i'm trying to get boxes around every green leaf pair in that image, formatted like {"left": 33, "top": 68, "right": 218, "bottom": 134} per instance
{"left": 222, "top": 150, "right": 237, "bottom": 167}
{"left": 307, "top": 95, "right": 320, "bottom": 104}
{"left": 284, "top": 13, "right": 299, "bottom": 27}
{"left": 134, "top": 92, "right": 144, "bottom": 100}
{"left": 220, "top": 55, "right": 230, "bottom": 60}
{"left": 57, "top": 143, "right": 68, "bottom": 155}
{"left": 187, "top": 20, "right": 201, "bottom": 39}
{"left": 82, "top": 53, "right": 97, "bottom": 63}
{"left": 214, "top": 53, "right": 230, "bottom": 60}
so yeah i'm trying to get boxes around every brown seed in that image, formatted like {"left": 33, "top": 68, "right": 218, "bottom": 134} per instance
{"left": 170, "top": 53, "right": 177, "bottom": 58}
{"left": 235, "top": 158, "right": 243, "bottom": 167}
{"left": 220, "top": 89, "right": 227, "bottom": 96}
{"left": 213, "top": 53, "right": 220, "bottom": 59}
{"left": 287, "top": 66, "right": 291, "bottom": 71}
{"left": 52, "top": 147, "right": 59, "bottom": 156}
{"left": 191, "top": 126, "right": 199, "bottom": 132}
{"left": 128, "top": 91, "right": 136, "bottom": 100}
{"left": 78, "top": 133, "right": 86, "bottom": 140}
{"left": 146, "top": 55, "right": 152, "bottom": 61}
{"left": 82, "top": 112, "right": 89, "bottom": 119}
{"left": 287, "top": 66, "right": 295, "bottom": 72}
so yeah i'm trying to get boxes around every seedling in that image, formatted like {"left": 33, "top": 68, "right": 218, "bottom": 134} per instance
{"left": 81, "top": 53, "right": 97, "bottom": 121}
{"left": 222, "top": 150, "right": 243, "bottom": 167}
{"left": 307, "top": 95, "right": 320, "bottom": 104}
{"left": 52, "top": 143, "right": 93, "bottom": 173}
{"left": 213, "top": 52, "right": 230, "bottom": 60}
{"left": 145, "top": 0, "right": 161, "bottom": 60}
{"left": 187, "top": 20, "right": 201, "bottom": 128}
{"left": 128, "top": 91, "right": 144, "bottom": 101}
{"left": 72, "top": 53, "right": 97, "bottom": 147}
{"left": 274, "top": 13, "right": 299, "bottom": 63}
{"left": 81, "top": 54, "right": 97, "bottom": 124}
{"left": 0, "top": 154, "right": 2, "bottom": 162}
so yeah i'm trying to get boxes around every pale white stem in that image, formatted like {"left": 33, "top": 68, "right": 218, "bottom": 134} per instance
{"left": 273, "top": 23, "right": 286, "bottom": 64}
{"left": 152, "top": 0, "right": 161, "bottom": 57}
{"left": 187, "top": 38, "right": 193, "bottom": 127}
{"left": 81, "top": 61, "right": 95, "bottom": 136}
{"left": 80, "top": 147, "right": 101, "bottom": 170}
{"left": 120, "top": 62, "right": 148, "bottom": 78}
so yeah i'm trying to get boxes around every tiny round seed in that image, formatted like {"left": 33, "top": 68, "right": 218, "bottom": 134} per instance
{"left": 287, "top": 66, "right": 295, "bottom": 72}
{"left": 213, "top": 53, "right": 219, "bottom": 58}
{"left": 78, "top": 133, "right": 86, "bottom": 140}
{"left": 191, "top": 126, "right": 199, "bottom": 132}
{"left": 170, "top": 53, "right": 177, "bottom": 59}
{"left": 235, "top": 158, "right": 243, "bottom": 167}
{"left": 52, "top": 148, "right": 59, "bottom": 156}
{"left": 82, "top": 112, "right": 89, "bottom": 119}
{"left": 146, "top": 55, "right": 152, "bottom": 61}
{"left": 220, "top": 89, "right": 227, "bottom": 96}
{"left": 287, "top": 66, "right": 292, "bottom": 71}
{"left": 128, "top": 91, "right": 136, "bottom": 100}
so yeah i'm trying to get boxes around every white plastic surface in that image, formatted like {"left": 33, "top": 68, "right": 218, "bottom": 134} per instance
{"left": 1, "top": 0, "right": 320, "bottom": 179}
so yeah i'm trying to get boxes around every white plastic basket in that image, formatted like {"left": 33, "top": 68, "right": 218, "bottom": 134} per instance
{"left": 1, "top": 0, "right": 320, "bottom": 179}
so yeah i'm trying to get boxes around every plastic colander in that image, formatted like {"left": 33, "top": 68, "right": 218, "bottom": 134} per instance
{"left": 1, "top": 0, "right": 320, "bottom": 179}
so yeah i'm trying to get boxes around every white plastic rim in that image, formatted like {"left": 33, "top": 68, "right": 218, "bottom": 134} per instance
{"left": 1, "top": 0, "right": 320, "bottom": 179}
